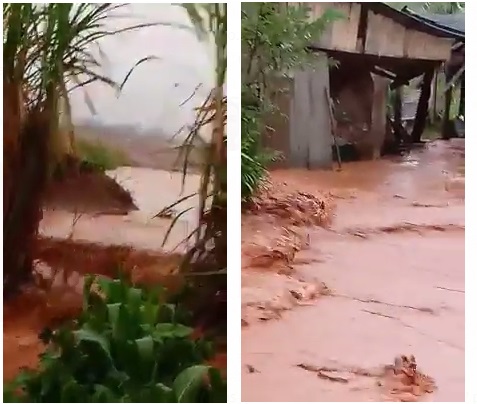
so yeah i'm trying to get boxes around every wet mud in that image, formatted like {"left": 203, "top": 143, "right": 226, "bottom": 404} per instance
{"left": 241, "top": 139, "right": 464, "bottom": 401}
{"left": 4, "top": 166, "right": 223, "bottom": 382}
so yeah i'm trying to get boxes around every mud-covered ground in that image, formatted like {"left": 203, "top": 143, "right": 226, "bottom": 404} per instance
{"left": 241, "top": 139, "right": 464, "bottom": 402}
{"left": 3, "top": 143, "right": 219, "bottom": 381}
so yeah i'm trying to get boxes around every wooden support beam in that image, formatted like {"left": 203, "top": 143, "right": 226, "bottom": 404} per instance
{"left": 393, "top": 86, "right": 403, "bottom": 143}
{"left": 411, "top": 70, "right": 433, "bottom": 143}
{"left": 429, "top": 69, "right": 438, "bottom": 124}
{"left": 442, "top": 86, "right": 453, "bottom": 140}
{"left": 357, "top": 4, "right": 369, "bottom": 52}
{"left": 458, "top": 73, "right": 465, "bottom": 117}
{"left": 372, "top": 66, "right": 396, "bottom": 80}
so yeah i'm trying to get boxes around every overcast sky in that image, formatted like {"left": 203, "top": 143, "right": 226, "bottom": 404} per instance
{"left": 70, "top": 4, "right": 215, "bottom": 141}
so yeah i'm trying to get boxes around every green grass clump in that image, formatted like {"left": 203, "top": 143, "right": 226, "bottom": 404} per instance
{"left": 77, "top": 139, "right": 130, "bottom": 172}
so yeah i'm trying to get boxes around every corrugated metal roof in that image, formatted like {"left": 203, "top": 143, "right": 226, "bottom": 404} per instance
{"left": 363, "top": 3, "right": 465, "bottom": 41}
{"left": 399, "top": 7, "right": 465, "bottom": 39}
{"left": 418, "top": 13, "right": 465, "bottom": 33}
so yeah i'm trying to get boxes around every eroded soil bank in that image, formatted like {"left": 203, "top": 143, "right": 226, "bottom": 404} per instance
{"left": 242, "top": 139, "right": 464, "bottom": 402}
{"left": 4, "top": 166, "right": 225, "bottom": 382}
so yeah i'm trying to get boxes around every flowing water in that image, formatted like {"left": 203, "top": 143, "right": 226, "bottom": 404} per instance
{"left": 4, "top": 167, "right": 205, "bottom": 381}
{"left": 242, "top": 139, "right": 464, "bottom": 401}
{"left": 40, "top": 167, "right": 202, "bottom": 252}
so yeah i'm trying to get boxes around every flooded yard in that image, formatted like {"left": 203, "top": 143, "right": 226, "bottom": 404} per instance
{"left": 241, "top": 140, "right": 464, "bottom": 401}
{"left": 4, "top": 163, "right": 210, "bottom": 382}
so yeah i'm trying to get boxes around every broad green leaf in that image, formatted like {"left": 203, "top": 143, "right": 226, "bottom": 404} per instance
{"left": 106, "top": 303, "right": 121, "bottom": 337}
{"left": 153, "top": 383, "right": 175, "bottom": 402}
{"left": 73, "top": 328, "right": 112, "bottom": 361}
{"left": 97, "top": 276, "right": 113, "bottom": 298}
{"left": 173, "top": 365, "right": 210, "bottom": 403}
{"left": 92, "top": 384, "right": 117, "bottom": 402}
{"left": 135, "top": 336, "right": 154, "bottom": 361}
{"left": 154, "top": 323, "right": 193, "bottom": 339}
{"left": 128, "top": 286, "right": 143, "bottom": 310}
{"left": 208, "top": 367, "right": 227, "bottom": 403}
{"left": 140, "top": 300, "right": 159, "bottom": 326}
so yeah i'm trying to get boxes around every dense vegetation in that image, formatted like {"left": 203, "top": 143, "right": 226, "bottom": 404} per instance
{"left": 4, "top": 276, "right": 226, "bottom": 402}
{"left": 3, "top": 3, "right": 226, "bottom": 402}
{"left": 241, "top": 3, "right": 339, "bottom": 201}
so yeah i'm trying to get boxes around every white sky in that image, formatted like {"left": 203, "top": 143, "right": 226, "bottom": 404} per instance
{"left": 70, "top": 4, "right": 215, "bottom": 140}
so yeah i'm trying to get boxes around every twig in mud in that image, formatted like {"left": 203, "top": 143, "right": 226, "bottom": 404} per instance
{"left": 296, "top": 363, "right": 349, "bottom": 383}
{"left": 361, "top": 309, "right": 396, "bottom": 320}
{"left": 67, "top": 208, "right": 83, "bottom": 240}
{"left": 434, "top": 286, "right": 464, "bottom": 293}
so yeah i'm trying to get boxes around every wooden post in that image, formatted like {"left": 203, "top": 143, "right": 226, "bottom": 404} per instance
{"left": 393, "top": 86, "right": 403, "bottom": 143}
{"left": 411, "top": 70, "right": 433, "bottom": 143}
{"left": 458, "top": 73, "right": 465, "bottom": 117}
{"left": 429, "top": 69, "right": 438, "bottom": 124}
{"left": 442, "top": 86, "right": 453, "bottom": 140}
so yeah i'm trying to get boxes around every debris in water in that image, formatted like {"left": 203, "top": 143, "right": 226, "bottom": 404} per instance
{"left": 245, "top": 184, "right": 333, "bottom": 227}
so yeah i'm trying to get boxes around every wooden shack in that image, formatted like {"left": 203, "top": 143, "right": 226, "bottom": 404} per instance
{"left": 268, "top": 2, "right": 462, "bottom": 168}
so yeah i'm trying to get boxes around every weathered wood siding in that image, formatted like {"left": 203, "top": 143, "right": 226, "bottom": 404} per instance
{"left": 309, "top": 2, "right": 361, "bottom": 52}
{"left": 262, "top": 61, "right": 333, "bottom": 169}
{"left": 290, "top": 61, "right": 333, "bottom": 168}
{"left": 307, "top": 2, "right": 453, "bottom": 61}
{"left": 263, "top": 76, "right": 293, "bottom": 168}
{"left": 366, "top": 12, "right": 407, "bottom": 57}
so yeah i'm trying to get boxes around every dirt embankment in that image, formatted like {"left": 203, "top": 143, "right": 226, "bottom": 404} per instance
{"left": 241, "top": 183, "right": 334, "bottom": 324}
{"left": 44, "top": 170, "right": 137, "bottom": 215}
{"left": 4, "top": 142, "right": 218, "bottom": 382}
{"left": 241, "top": 140, "right": 465, "bottom": 402}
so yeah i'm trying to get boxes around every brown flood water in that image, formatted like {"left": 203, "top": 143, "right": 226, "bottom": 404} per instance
{"left": 3, "top": 167, "right": 226, "bottom": 382}
{"left": 242, "top": 140, "right": 464, "bottom": 402}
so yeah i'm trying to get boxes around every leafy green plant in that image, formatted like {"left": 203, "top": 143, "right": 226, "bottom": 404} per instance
{"left": 241, "top": 3, "right": 340, "bottom": 201}
{"left": 241, "top": 98, "right": 275, "bottom": 199}
{"left": 153, "top": 4, "right": 227, "bottom": 282}
{"left": 4, "top": 276, "right": 226, "bottom": 403}
{"left": 3, "top": 3, "right": 156, "bottom": 297}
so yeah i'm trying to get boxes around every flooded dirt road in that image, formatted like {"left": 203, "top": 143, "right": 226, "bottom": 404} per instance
{"left": 242, "top": 140, "right": 464, "bottom": 401}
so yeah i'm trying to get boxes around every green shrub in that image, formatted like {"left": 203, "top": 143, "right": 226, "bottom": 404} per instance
{"left": 241, "top": 4, "right": 340, "bottom": 201}
{"left": 241, "top": 100, "right": 277, "bottom": 201}
{"left": 4, "top": 276, "right": 226, "bottom": 403}
{"left": 76, "top": 139, "right": 129, "bottom": 172}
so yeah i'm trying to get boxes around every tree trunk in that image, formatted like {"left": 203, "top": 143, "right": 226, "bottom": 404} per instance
{"left": 3, "top": 82, "right": 51, "bottom": 299}
{"left": 411, "top": 70, "right": 433, "bottom": 143}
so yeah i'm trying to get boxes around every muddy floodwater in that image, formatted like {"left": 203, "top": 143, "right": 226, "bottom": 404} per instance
{"left": 242, "top": 140, "right": 464, "bottom": 402}
{"left": 4, "top": 167, "right": 206, "bottom": 381}
{"left": 41, "top": 167, "right": 202, "bottom": 251}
